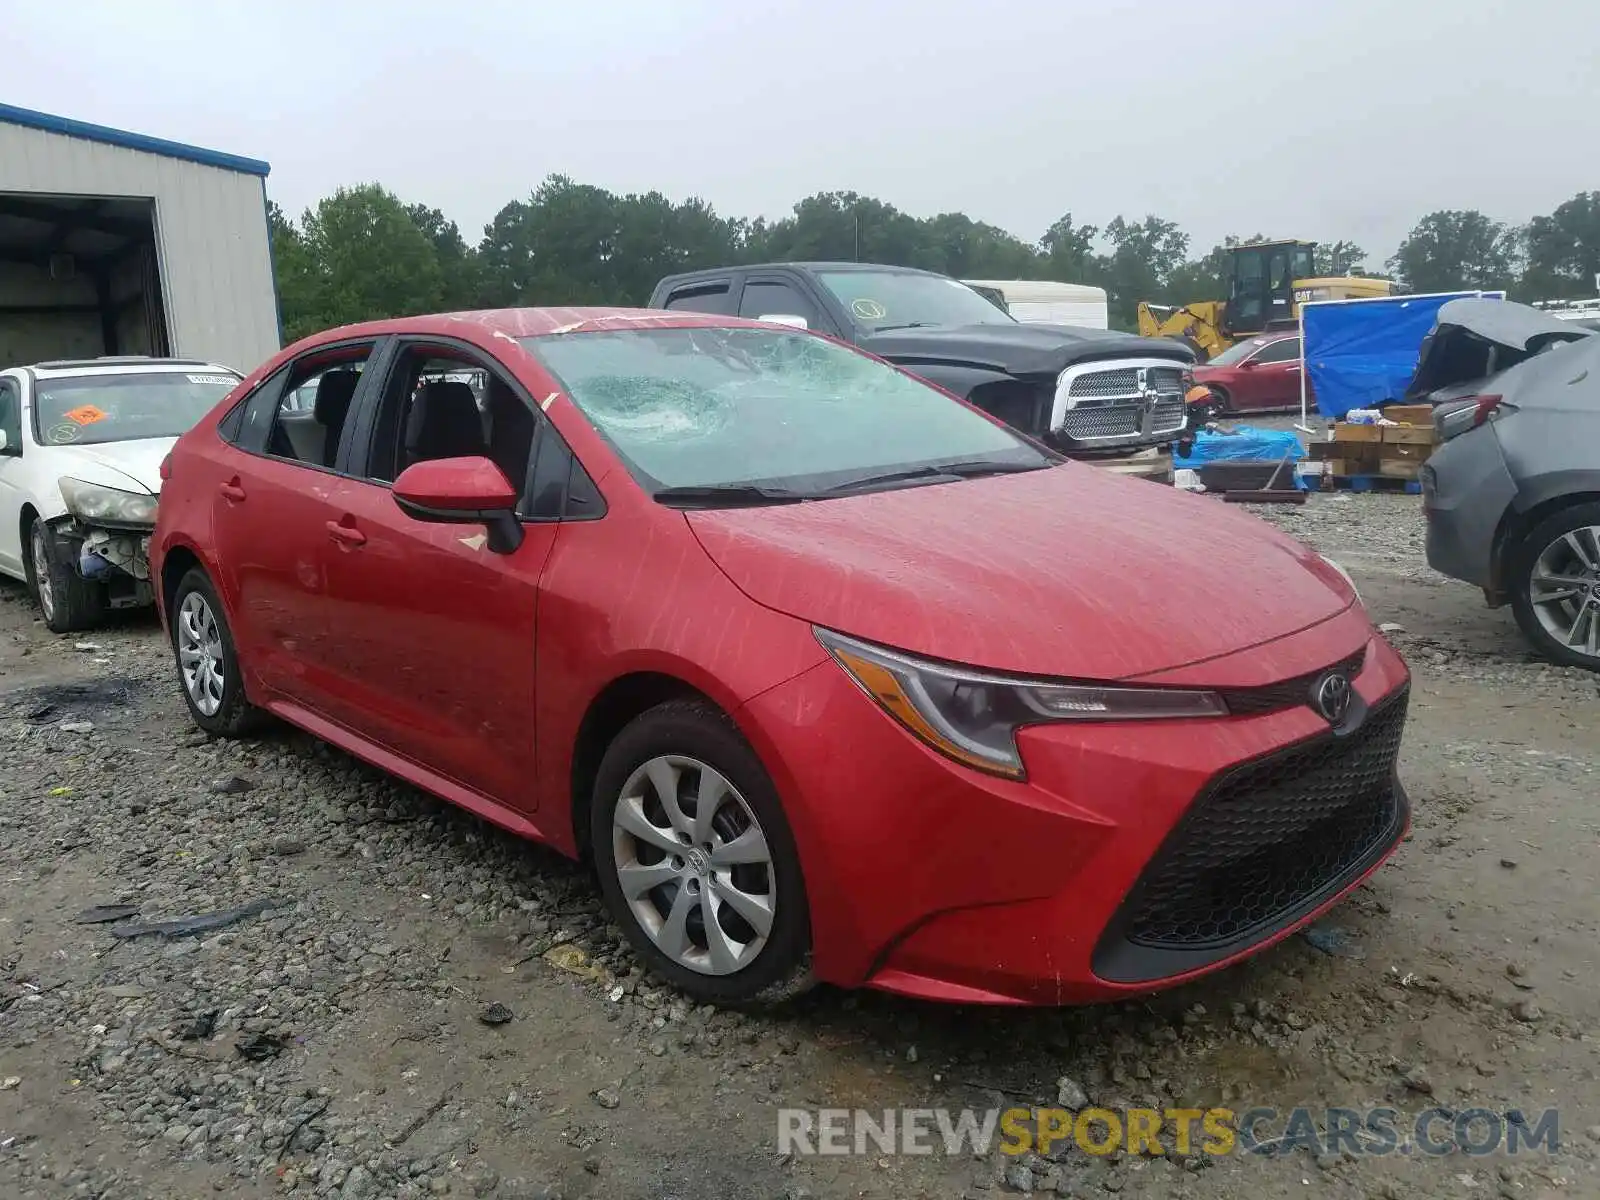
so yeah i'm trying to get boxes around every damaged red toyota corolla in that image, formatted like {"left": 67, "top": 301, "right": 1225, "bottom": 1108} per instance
{"left": 150, "top": 308, "right": 1410, "bottom": 1006}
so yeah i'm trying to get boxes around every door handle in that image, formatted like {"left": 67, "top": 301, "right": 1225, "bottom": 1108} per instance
{"left": 219, "top": 478, "right": 246, "bottom": 502}
{"left": 1287, "top": 366, "right": 1302, "bottom": 373}
{"left": 326, "top": 519, "right": 366, "bottom": 548}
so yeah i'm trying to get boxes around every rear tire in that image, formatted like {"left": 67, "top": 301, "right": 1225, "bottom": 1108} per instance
{"left": 1510, "top": 502, "right": 1600, "bottom": 672}
{"left": 591, "top": 699, "right": 812, "bottom": 1007}
{"left": 25, "top": 517, "right": 107, "bottom": 634}
{"left": 169, "top": 567, "right": 266, "bottom": 736}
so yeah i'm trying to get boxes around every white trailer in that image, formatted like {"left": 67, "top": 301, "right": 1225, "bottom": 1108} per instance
{"left": 0, "top": 103, "right": 281, "bottom": 374}
{"left": 963, "top": 279, "right": 1110, "bottom": 329}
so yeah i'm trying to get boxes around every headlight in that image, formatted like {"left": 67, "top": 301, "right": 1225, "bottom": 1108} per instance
{"left": 58, "top": 477, "right": 159, "bottom": 527}
{"left": 1319, "top": 554, "right": 1362, "bottom": 603}
{"left": 815, "top": 628, "right": 1226, "bottom": 779}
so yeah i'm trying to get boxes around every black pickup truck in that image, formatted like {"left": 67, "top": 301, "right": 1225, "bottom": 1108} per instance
{"left": 647, "top": 262, "right": 1195, "bottom": 457}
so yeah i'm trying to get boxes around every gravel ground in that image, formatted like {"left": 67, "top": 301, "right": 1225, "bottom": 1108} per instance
{"left": 2, "top": 490, "right": 1598, "bottom": 1200}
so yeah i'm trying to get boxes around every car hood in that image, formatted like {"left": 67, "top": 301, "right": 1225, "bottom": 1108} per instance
{"left": 50, "top": 437, "right": 175, "bottom": 495}
{"left": 1409, "top": 299, "right": 1596, "bottom": 396}
{"left": 857, "top": 323, "right": 1194, "bottom": 378}
{"left": 686, "top": 466, "right": 1354, "bottom": 681}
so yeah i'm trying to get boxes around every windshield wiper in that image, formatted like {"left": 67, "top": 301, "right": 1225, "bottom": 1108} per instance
{"left": 823, "top": 459, "right": 1049, "bottom": 493}
{"left": 869, "top": 322, "right": 941, "bottom": 333}
{"left": 652, "top": 484, "right": 817, "bottom": 509}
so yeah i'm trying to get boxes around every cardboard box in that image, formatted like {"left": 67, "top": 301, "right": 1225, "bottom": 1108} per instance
{"left": 1382, "top": 441, "right": 1432, "bottom": 463}
{"left": 1382, "top": 404, "right": 1434, "bottom": 427}
{"left": 1377, "top": 458, "right": 1422, "bottom": 479}
{"left": 1332, "top": 423, "right": 1383, "bottom": 443}
{"left": 1382, "top": 425, "right": 1436, "bottom": 446}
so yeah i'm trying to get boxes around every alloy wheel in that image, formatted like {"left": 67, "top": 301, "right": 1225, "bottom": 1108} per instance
{"left": 177, "top": 591, "right": 226, "bottom": 716}
{"left": 610, "top": 754, "right": 776, "bottom": 976}
{"left": 1527, "top": 524, "right": 1600, "bottom": 660}
{"left": 30, "top": 524, "right": 55, "bottom": 622}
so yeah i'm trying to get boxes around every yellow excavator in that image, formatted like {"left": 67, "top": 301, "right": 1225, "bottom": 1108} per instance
{"left": 1137, "top": 240, "right": 1396, "bottom": 361}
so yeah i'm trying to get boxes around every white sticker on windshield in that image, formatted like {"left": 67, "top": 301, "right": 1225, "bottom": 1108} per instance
{"left": 187, "top": 374, "right": 236, "bottom": 386}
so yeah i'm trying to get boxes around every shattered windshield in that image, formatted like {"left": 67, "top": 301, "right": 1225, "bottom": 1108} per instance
{"left": 32, "top": 371, "right": 239, "bottom": 447}
{"left": 521, "top": 326, "right": 1047, "bottom": 496}
{"left": 816, "top": 271, "right": 1017, "bottom": 331}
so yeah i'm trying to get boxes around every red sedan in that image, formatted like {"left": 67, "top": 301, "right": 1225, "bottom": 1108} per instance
{"left": 150, "top": 308, "right": 1410, "bottom": 1007}
{"left": 1191, "top": 331, "right": 1310, "bottom": 420}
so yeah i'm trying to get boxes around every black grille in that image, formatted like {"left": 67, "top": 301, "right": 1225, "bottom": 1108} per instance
{"left": 1097, "top": 688, "right": 1408, "bottom": 978}
{"left": 1057, "top": 398, "right": 1188, "bottom": 442}
{"left": 1220, "top": 648, "right": 1368, "bottom": 717}
{"left": 1059, "top": 404, "right": 1140, "bottom": 439}
{"left": 1067, "top": 366, "right": 1187, "bottom": 399}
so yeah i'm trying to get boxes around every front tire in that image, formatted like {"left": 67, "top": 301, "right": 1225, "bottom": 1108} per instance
{"left": 1510, "top": 502, "right": 1600, "bottom": 671}
{"left": 169, "top": 568, "right": 265, "bottom": 736}
{"left": 591, "top": 699, "right": 812, "bottom": 1006}
{"left": 26, "top": 517, "right": 107, "bottom": 634}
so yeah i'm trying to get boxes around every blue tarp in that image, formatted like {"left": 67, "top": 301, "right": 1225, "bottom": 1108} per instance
{"left": 1303, "top": 292, "right": 1505, "bottom": 418}
{"left": 1180, "top": 425, "right": 1307, "bottom": 488}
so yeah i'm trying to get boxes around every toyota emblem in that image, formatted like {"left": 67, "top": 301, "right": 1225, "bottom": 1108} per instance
{"left": 1311, "top": 671, "right": 1352, "bottom": 724}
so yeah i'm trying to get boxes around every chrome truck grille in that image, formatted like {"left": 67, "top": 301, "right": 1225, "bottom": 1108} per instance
{"left": 1051, "top": 361, "right": 1190, "bottom": 447}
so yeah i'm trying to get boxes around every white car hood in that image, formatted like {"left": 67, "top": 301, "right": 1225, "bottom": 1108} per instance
{"left": 52, "top": 437, "right": 176, "bottom": 496}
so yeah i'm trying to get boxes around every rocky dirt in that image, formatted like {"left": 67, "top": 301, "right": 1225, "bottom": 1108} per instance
{"left": 2, "top": 490, "right": 1597, "bottom": 1200}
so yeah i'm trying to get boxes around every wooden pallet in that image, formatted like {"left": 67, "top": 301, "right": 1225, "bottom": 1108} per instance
{"left": 1302, "top": 473, "right": 1422, "bottom": 495}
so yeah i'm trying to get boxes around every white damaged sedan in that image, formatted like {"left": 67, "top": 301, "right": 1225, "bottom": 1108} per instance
{"left": 0, "top": 357, "right": 241, "bottom": 631}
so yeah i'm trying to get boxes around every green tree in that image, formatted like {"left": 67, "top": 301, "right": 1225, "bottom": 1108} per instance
{"left": 1387, "top": 210, "right": 1519, "bottom": 294}
{"left": 1314, "top": 239, "right": 1368, "bottom": 276}
{"left": 759, "top": 192, "right": 928, "bottom": 266}
{"left": 265, "top": 202, "right": 321, "bottom": 343}
{"left": 405, "top": 203, "right": 485, "bottom": 310}
{"left": 1524, "top": 191, "right": 1600, "bottom": 299}
{"left": 1037, "top": 213, "right": 1099, "bottom": 282}
{"left": 1096, "top": 215, "right": 1190, "bottom": 328}
{"left": 917, "top": 212, "right": 1039, "bottom": 279}
{"left": 292, "top": 184, "right": 447, "bottom": 332}
{"left": 478, "top": 175, "right": 625, "bottom": 305}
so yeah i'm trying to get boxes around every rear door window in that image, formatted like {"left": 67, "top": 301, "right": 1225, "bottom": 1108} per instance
{"left": 663, "top": 282, "right": 735, "bottom": 315}
{"left": 261, "top": 344, "right": 378, "bottom": 473}
{"left": 1254, "top": 338, "right": 1301, "bottom": 364}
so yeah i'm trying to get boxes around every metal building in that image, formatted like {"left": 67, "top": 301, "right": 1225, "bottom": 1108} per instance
{"left": 0, "top": 103, "right": 281, "bottom": 372}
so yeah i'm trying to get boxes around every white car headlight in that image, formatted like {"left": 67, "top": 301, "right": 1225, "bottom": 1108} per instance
{"left": 1319, "top": 554, "right": 1362, "bottom": 603}
{"left": 815, "top": 628, "right": 1226, "bottom": 779}
{"left": 58, "top": 477, "right": 159, "bottom": 527}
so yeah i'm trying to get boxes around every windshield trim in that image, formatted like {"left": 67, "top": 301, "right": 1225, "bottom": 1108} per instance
{"left": 519, "top": 326, "right": 1050, "bottom": 505}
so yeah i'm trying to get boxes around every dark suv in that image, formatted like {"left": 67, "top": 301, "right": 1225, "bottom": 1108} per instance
{"left": 649, "top": 263, "right": 1195, "bottom": 458}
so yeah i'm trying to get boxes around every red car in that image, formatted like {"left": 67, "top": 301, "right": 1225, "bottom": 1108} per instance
{"left": 150, "top": 308, "right": 1410, "bottom": 1007}
{"left": 1190, "top": 331, "right": 1309, "bottom": 421}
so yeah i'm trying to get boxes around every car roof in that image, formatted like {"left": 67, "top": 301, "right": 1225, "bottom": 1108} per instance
{"left": 292, "top": 306, "right": 793, "bottom": 346}
{"left": 26, "top": 357, "right": 239, "bottom": 380}
{"left": 655, "top": 262, "right": 947, "bottom": 288}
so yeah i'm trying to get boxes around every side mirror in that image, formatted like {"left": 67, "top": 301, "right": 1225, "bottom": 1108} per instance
{"left": 758, "top": 313, "right": 809, "bottom": 329}
{"left": 1238, "top": 360, "right": 1258, "bottom": 370}
{"left": 392, "top": 456, "right": 524, "bottom": 554}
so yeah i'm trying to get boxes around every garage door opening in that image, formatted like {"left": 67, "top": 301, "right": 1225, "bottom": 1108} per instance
{"left": 0, "top": 193, "right": 171, "bottom": 368}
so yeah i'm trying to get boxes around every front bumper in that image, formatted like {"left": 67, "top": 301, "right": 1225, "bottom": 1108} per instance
{"left": 46, "top": 517, "right": 155, "bottom": 606}
{"left": 738, "top": 619, "right": 1410, "bottom": 1005}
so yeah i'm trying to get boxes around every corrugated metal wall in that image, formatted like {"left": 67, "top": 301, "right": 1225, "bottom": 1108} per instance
{"left": 0, "top": 121, "right": 280, "bottom": 372}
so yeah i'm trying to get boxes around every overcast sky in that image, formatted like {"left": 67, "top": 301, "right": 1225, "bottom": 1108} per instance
{"left": 9, "top": 0, "right": 1596, "bottom": 269}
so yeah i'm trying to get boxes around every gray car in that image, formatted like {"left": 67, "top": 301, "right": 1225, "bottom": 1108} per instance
{"left": 1418, "top": 299, "right": 1600, "bottom": 668}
